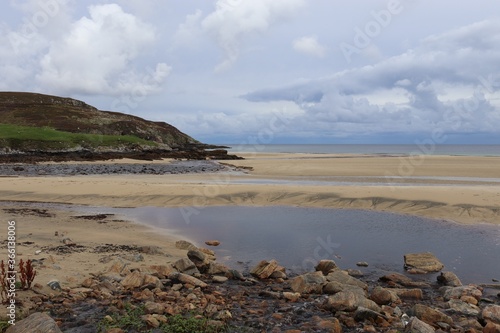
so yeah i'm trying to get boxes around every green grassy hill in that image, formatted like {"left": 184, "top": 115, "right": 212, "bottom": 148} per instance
{"left": 0, "top": 92, "right": 198, "bottom": 153}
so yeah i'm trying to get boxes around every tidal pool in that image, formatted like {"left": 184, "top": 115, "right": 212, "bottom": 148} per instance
{"left": 112, "top": 206, "right": 500, "bottom": 284}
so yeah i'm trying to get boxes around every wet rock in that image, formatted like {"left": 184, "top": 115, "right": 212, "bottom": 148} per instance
{"left": 175, "top": 240, "right": 198, "bottom": 251}
{"left": 250, "top": 259, "right": 280, "bottom": 279}
{"left": 404, "top": 252, "right": 444, "bottom": 273}
{"left": 446, "top": 299, "right": 480, "bottom": 316}
{"left": 379, "top": 272, "right": 429, "bottom": 288}
{"left": 290, "top": 271, "right": 326, "bottom": 294}
{"left": 205, "top": 240, "right": 220, "bottom": 246}
{"left": 357, "top": 261, "right": 369, "bottom": 267}
{"left": 206, "top": 262, "right": 230, "bottom": 276}
{"left": 168, "top": 272, "right": 208, "bottom": 288}
{"left": 347, "top": 269, "right": 364, "bottom": 277}
{"left": 187, "top": 249, "right": 210, "bottom": 272}
{"left": 6, "top": 312, "right": 62, "bottom": 333}
{"left": 409, "top": 304, "right": 453, "bottom": 326}
{"left": 270, "top": 269, "right": 287, "bottom": 279}
{"left": 173, "top": 258, "right": 199, "bottom": 276}
{"left": 482, "top": 305, "right": 500, "bottom": 325}
{"left": 325, "top": 290, "right": 381, "bottom": 313}
{"left": 370, "top": 286, "right": 400, "bottom": 305}
{"left": 443, "top": 285, "right": 482, "bottom": 302}
{"left": 437, "top": 271, "right": 462, "bottom": 287}
{"left": 392, "top": 288, "right": 424, "bottom": 300}
{"left": 315, "top": 259, "right": 338, "bottom": 275}
{"left": 404, "top": 317, "right": 436, "bottom": 333}
{"left": 326, "top": 270, "right": 368, "bottom": 290}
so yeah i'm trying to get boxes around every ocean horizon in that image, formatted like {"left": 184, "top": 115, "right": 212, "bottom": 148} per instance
{"left": 226, "top": 144, "right": 500, "bottom": 156}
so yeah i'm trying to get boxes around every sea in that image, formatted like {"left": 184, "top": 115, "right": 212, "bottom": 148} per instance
{"left": 226, "top": 144, "right": 500, "bottom": 156}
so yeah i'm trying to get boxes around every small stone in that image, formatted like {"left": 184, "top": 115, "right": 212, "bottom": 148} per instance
{"left": 169, "top": 272, "right": 208, "bottom": 288}
{"left": 404, "top": 317, "right": 435, "bottom": 333}
{"left": 121, "top": 271, "right": 144, "bottom": 290}
{"left": 5, "top": 312, "right": 62, "bottom": 333}
{"left": 173, "top": 258, "right": 199, "bottom": 276}
{"left": 447, "top": 299, "right": 480, "bottom": 316}
{"left": 47, "top": 280, "right": 62, "bottom": 291}
{"left": 409, "top": 304, "right": 453, "bottom": 326}
{"left": 250, "top": 259, "right": 280, "bottom": 279}
{"left": 315, "top": 259, "right": 338, "bottom": 275}
{"left": 290, "top": 271, "right": 325, "bottom": 294}
{"left": 283, "top": 292, "right": 301, "bottom": 302}
{"left": 141, "top": 314, "right": 160, "bottom": 328}
{"left": 205, "top": 240, "right": 221, "bottom": 246}
{"left": 212, "top": 276, "right": 228, "bottom": 283}
{"left": 175, "top": 240, "right": 198, "bottom": 251}
{"left": 144, "top": 301, "right": 164, "bottom": 314}
{"left": 370, "top": 286, "right": 399, "bottom": 305}
{"left": 437, "top": 271, "right": 462, "bottom": 287}
{"left": 357, "top": 261, "right": 369, "bottom": 267}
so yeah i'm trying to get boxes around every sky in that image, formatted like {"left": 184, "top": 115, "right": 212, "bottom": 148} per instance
{"left": 1, "top": 0, "right": 500, "bottom": 145}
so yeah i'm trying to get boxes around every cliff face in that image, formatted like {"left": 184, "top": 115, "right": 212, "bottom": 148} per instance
{"left": 0, "top": 91, "right": 198, "bottom": 149}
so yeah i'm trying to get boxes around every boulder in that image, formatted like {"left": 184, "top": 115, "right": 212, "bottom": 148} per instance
{"left": 6, "top": 312, "right": 62, "bottom": 333}
{"left": 325, "top": 290, "right": 381, "bottom": 313}
{"left": 409, "top": 304, "right": 453, "bottom": 326}
{"left": 207, "top": 262, "right": 230, "bottom": 276}
{"left": 175, "top": 240, "right": 198, "bottom": 251}
{"left": 404, "top": 317, "right": 435, "bottom": 333}
{"left": 173, "top": 258, "right": 199, "bottom": 276}
{"left": 404, "top": 252, "right": 444, "bottom": 273}
{"left": 187, "top": 249, "right": 210, "bottom": 272}
{"left": 250, "top": 259, "right": 280, "bottom": 279}
{"left": 168, "top": 272, "right": 208, "bottom": 288}
{"left": 149, "top": 264, "right": 177, "bottom": 278}
{"left": 290, "top": 271, "right": 326, "bottom": 294}
{"left": 121, "top": 271, "right": 145, "bottom": 290}
{"left": 326, "top": 270, "right": 368, "bottom": 290}
{"left": 315, "top": 259, "right": 338, "bottom": 275}
{"left": 446, "top": 299, "right": 480, "bottom": 316}
{"left": 369, "top": 286, "right": 399, "bottom": 305}
{"left": 437, "top": 271, "right": 462, "bottom": 287}
{"left": 443, "top": 285, "right": 482, "bottom": 302}
{"left": 482, "top": 305, "right": 500, "bottom": 325}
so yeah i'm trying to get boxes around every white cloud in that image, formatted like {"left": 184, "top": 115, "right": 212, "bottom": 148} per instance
{"left": 243, "top": 19, "right": 500, "bottom": 137}
{"left": 36, "top": 4, "right": 168, "bottom": 95}
{"left": 292, "top": 35, "right": 326, "bottom": 58}
{"left": 200, "top": 0, "right": 306, "bottom": 72}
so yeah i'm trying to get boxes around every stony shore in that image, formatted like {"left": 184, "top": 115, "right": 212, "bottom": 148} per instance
{"left": 1, "top": 210, "right": 499, "bottom": 333}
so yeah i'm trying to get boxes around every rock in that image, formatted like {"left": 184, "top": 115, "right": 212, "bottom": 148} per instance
{"left": 173, "top": 258, "right": 199, "bottom": 276}
{"left": 315, "top": 259, "right": 338, "bottom": 275}
{"left": 142, "top": 274, "right": 163, "bottom": 289}
{"left": 370, "top": 286, "right": 399, "bottom": 305}
{"left": 139, "top": 245, "right": 163, "bottom": 255}
{"left": 357, "top": 261, "right": 369, "bottom": 267}
{"left": 270, "top": 270, "right": 287, "bottom": 279}
{"left": 325, "top": 290, "right": 381, "bottom": 313}
{"left": 446, "top": 299, "right": 480, "bottom": 316}
{"left": 144, "top": 301, "right": 165, "bottom": 314}
{"left": 482, "top": 305, "right": 500, "bottom": 325}
{"left": 379, "top": 272, "right": 429, "bottom": 288}
{"left": 404, "top": 317, "right": 436, "bottom": 333}
{"left": 121, "top": 253, "right": 144, "bottom": 262}
{"left": 326, "top": 270, "right": 368, "bottom": 290}
{"left": 47, "top": 280, "right": 62, "bottom": 291}
{"left": 212, "top": 276, "right": 228, "bottom": 283}
{"left": 121, "top": 271, "right": 144, "bottom": 289}
{"left": 207, "top": 262, "right": 230, "bottom": 275}
{"left": 354, "top": 306, "right": 383, "bottom": 322}
{"left": 205, "top": 240, "right": 221, "bottom": 246}
{"left": 315, "top": 317, "right": 342, "bottom": 333}
{"left": 175, "top": 240, "right": 198, "bottom": 251}
{"left": 437, "top": 271, "right": 462, "bottom": 287}
{"left": 323, "top": 281, "right": 366, "bottom": 296}
{"left": 347, "top": 269, "right": 364, "bottom": 277}
{"left": 393, "top": 288, "right": 424, "bottom": 300}
{"left": 187, "top": 249, "right": 210, "bottom": 272}
{"left": 443, "top": 285, "right": 482, "bottom": 302}
{"left": 283, "top": 292, "right": 301, "bottom": 302}
{"left": 169, "top": 272, "right": 208, "bottom": 288}
{"left": 213, "top": 310, "right": 232, "bottom": 321}
{"left": 290, "top": 271, "right": 326, "bottom": 294}
{"left": 250, "top": 259, "right": 279, "bottom": 279}
{"left": 149, "top": 264, "right": 177, "bottom": 278}
{"left": 409, "top": 304, "right": 453, "bottom": 326}
{"left": 141, "top": 314, "right": 160, "bottom": 328}
{"left": 6, "top": 312, "right": 62, "bottom": 333}
{"left": 483, "top": 322, "right": 500, "bottom": 333}
{"left": 404, "top": 252, "right": 444, "bottom": 273}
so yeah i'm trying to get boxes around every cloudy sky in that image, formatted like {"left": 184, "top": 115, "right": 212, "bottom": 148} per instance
{"left": 1, "top": 0, "right": 500, "bottom": 144}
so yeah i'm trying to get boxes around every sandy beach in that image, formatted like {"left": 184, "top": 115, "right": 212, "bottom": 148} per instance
{"left": 0, "top": 153, "right": 499, "bottom": 225}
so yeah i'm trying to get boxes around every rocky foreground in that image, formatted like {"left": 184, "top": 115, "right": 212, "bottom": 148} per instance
{"left": 5, "top": 239, "right": 500, "bottom": 333}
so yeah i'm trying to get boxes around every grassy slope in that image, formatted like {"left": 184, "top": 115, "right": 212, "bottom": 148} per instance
{"left": 0, "top": 123, "right": 156, "bottom": 151}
